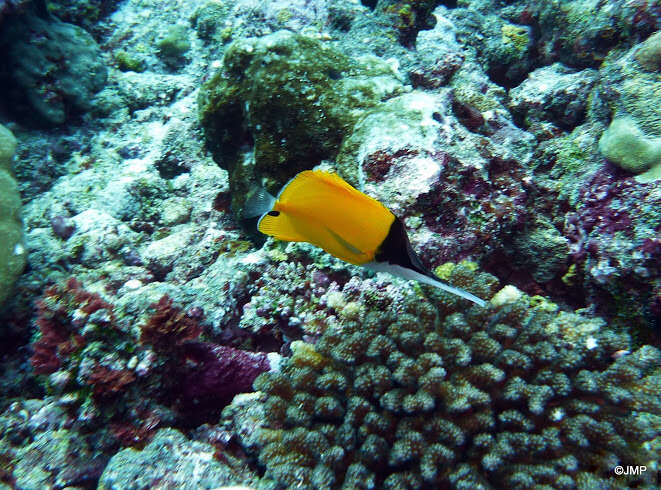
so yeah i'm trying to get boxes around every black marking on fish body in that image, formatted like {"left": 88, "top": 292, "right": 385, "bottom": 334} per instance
{"left": 326, "top": 227, "right": 365, "bottom": 256}
{"left": 375, "top": 216, "right": 437, "bottom": 281}
{"left": 268, "top": 210, "right": 280, "bottom": 216}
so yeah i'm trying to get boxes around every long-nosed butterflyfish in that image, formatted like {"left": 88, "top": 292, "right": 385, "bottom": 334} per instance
{"left": 244, "top": 170, "right": 487, "bottom": 307}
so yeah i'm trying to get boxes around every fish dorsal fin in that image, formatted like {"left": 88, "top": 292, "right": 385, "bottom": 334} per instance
{"left": 279, "top": 170, "right": 373, "bottom": 204}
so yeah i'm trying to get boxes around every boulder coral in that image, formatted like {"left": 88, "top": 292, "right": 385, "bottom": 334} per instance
{"left": 0, "top": 123, "right": 26, "bottom": 308}
{"left": 0, "top": 1, "right": 107, "bottom": 126}
{"left": 599, "top": 117, "right": 661, "bottom": 183}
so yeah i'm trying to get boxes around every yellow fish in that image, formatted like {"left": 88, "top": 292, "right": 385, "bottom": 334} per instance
{"left": 244, "top": 170, "right": 486, "bottom": 307}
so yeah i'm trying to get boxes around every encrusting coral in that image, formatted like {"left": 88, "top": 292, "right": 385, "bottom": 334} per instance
{"left": 252, "top": 264, "right": 661, "bottom": 489}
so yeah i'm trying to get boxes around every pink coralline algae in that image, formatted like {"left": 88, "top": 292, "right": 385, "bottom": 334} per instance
{"left": 415, "top": 154, "right": 530, "bottom": 265}
{"left": 564, "top": 165, "right": 661, "bottom": 332}
{"left": 137, "top": 295, "right": 272, "bottom": 418}
{"left": 178, "top": 342, "right": 270, "bottom": 415}
{"left": 30, "top": 278, "right": 115, "bottom": 375}
{"left": 572, "top": 168, "right": 634, "bottom": 237}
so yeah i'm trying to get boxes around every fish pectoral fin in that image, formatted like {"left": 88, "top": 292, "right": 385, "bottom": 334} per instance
{"left": 326, "top": 228, "right": 366, "bottom": 256}
{"left": 244, "top": 187, "right": 276, "bottom": 219}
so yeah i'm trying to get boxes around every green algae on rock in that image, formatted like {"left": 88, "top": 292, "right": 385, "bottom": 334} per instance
{"left": 156, "top": 25, "right": 191, "bottom": 68}
{"left": 0, "top": 124, "right": 26, "bottom": 308}
{"left": 198, "top": 30, "right": 403, "bottom": 214}
{"left": 191, "top": 0, "right": 232, "bottom": 44}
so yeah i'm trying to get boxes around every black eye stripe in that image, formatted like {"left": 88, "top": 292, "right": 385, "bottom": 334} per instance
{"left": 268, "top": 210, "right": 280, "bottom": 217}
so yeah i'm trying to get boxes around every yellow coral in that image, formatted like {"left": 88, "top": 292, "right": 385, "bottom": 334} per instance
{"left": 501, "top": 24, "right": 530, "bottom": 52}
{"left": 290, "top": 341, "right": 327, "bottom": 369}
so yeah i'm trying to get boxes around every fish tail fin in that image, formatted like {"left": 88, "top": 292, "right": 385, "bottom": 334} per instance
{"left": 366, "top": 261, "right": 488, "bottom": 307}
{"left": 243, "top": 187, "right": 276, "bottom": 219}
{"left": 419, "top": 273, "right": 488, "bottom": 307}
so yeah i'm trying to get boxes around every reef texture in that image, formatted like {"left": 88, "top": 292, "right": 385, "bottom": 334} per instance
{"left": 6, "top": 277, "right": 271, "bottom": 487}
{"left": 0, "top": 0, "right": 660, "bottom": 488}
{"left": 198, "top": 29, "right": 403, "bottom": 212}
{"left": 0, "top": 1, "right": 107, "bottom": 126}
{"left": 100, "top": 428, "right": 258, "bottom": 489}
{"left": 251, "top": 266, "right": 660, "bottom": 489}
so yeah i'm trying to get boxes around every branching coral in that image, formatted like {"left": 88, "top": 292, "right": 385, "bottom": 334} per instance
{"left": 253, "top": 266, "right": 661, "bottom": 488}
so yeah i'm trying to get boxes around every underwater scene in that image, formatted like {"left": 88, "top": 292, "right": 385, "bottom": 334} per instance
{"left": 0, "top": 0, "right": 660, "bottom": 488}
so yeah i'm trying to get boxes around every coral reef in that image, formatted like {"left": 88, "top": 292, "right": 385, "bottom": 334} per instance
{"left": 564, "top": 167, "right": 661, "bottom": 337}
{"left": 0, "top": 1, "right": 107, "bottom": 126}
{"left": 1, "top": 0, "right": 660, "bottom": 487}
{"left": 409, "top": 11, "right": 465, "bottom": 89}
{"left": 190, "top": 1, "right": 232, "bottom": 44}
{"left": 156, "top": 25, "right": 191, "bottom": 68}
{"left": 0, "top": 399, "right": 106, "bottom": 489}
{"left": 0, "top": 0, "right": 33, "bottom": 22}
{"left": 599, "top": 118, "right": 661, "bottom": 182}
{"left": 177, "top": 342, "right": 270, "bottom": 420}
{"left": 509, "top": 63, "right": 598, "bottom": 133}
{"left": 198, "top": 29, "right": 403, "bottom": 213}
{"left": 381, "top": 0, "right": 438, "bottom": 47}
{"left": 522, "top": 0, "right": 659, "bottom": 69}
{"left": 29, "top": 277, "right": 118, "bottom": 376}
{"left": 28, "top": 278, "right": 270, "bottom": 447}
{"left": 99, "top": 428, "right": 258, "bottom": 489}
{"left": 140, "top": 295, "right": 203, "bottom": 352}
{"left": 449, "top": 8, "right": 534, "bottom": 87}
{"left": 251, "top": 266, "right": 660, "bottom": 488}
{"left": 635, "top": 30, "right": 661, "bottom": 72}
{"left": 45, "top": 0, "right": 123, "bottom": 33}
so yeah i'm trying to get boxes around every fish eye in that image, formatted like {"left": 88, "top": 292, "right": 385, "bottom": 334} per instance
{"left": 268, "top": 211, "right": 280, "bottom": 217}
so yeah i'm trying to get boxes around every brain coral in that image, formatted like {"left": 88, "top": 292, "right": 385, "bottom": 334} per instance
{"left": 253, "top": 265, "right": 660, "bottom": 489}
